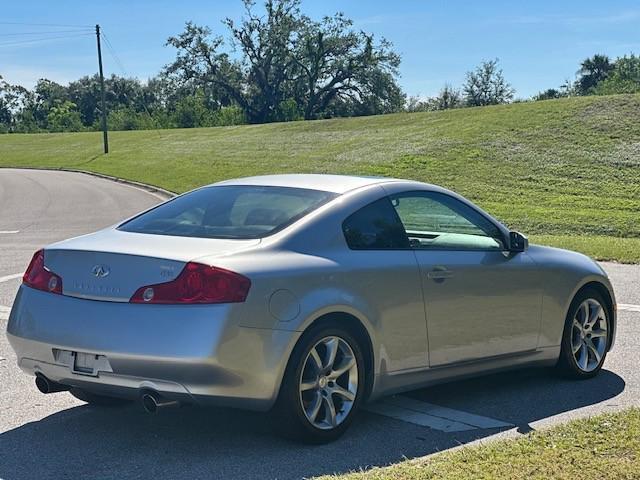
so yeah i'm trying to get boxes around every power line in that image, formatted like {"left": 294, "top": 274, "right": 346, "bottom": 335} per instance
{"left": 101, "top": 31, "right": 127, "bottom": 76}
{"left": 0, "top": 33, "right": 93, "bottom": 48}
{"left": 99, "top": 27, "right": 164, "bottom": 142}
{"left": 0, "top": 29, "right": 94, "bottom": 37}
{"left": 0, "top": 34, "right": 93, "bottom": 48}
{"left": 0, "top": 21, "right": 94, "bottom": 28}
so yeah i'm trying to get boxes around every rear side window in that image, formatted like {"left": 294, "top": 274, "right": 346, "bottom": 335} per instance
{"left": 119, "top": 185, "right": 337, "bottom": 239}
{"left": 342, "top": 198, "right": 409, "bottom": 249}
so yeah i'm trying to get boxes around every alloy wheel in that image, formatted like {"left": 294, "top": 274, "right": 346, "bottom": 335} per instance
{"left": 298, "top": 336, "right": 359, "bottom": 430}
{"left": 571, "top": 298, "right": 608, "bottom": 372}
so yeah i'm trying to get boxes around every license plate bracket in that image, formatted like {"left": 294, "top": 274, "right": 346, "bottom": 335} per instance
{"left": 73, "top": 352, "right": 100, "bottom": 375}
{"left": 52, "top": 349, "right": 113, "bottom": 376}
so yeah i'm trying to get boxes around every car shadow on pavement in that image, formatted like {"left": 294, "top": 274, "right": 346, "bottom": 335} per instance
{"left": 0, "top": 368, "right": 625, "bottom": 480}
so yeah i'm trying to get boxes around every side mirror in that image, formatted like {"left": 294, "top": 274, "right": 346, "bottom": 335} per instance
{"left": 509, "top": 231, "right": 529, "bottom": 252}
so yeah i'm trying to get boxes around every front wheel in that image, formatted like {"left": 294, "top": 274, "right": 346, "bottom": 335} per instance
{"left": 274, "top": 324, "right": 365, "bottom": 443}
{"left": 557, "top": 289, "right": 610, "bottom": 378}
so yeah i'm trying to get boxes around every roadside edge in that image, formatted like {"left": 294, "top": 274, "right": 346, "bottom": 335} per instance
{"left": 0, "top": 166, "right": 177, "bottom": 200}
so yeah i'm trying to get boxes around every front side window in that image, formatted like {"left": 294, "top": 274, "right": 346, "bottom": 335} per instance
{"left": 342, "top": 198, "right": 409, "bottom": 250}
{"left": 391, "top": 191, "right": 505, "bottom": 250}
{"left": 119, "top": 185, "right": 337, "bottom": 239}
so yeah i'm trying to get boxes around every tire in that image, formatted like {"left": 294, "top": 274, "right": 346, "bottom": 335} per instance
{"left": 274, "top": 323, "right": 366, "bottom": 443}
{"left": 556, "top": 288, "right": 611, "bottom": 379}
{"left": 69, "top": 388, "right": 132, "bottom": 407}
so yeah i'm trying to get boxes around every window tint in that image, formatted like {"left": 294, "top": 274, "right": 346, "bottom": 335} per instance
{"left": 119, "top": 185, "right": 337, "bottom": 239}
{"left": 343, "top": 198, "right": 409, "bottom": 249}
{"left": 392, "top": 192, "right": 505, "bottom": 250}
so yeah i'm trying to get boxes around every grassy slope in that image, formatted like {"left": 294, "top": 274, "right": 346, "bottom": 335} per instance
{"left": 1, "top": 94, "right": 639, "bottom": 261}
{"left": 320, "top": 408, "right": 640, "bottom": 480}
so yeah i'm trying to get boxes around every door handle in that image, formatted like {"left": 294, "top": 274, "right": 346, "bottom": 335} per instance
{"left": 427, "top": 267, "right": 454, "bottom": 281}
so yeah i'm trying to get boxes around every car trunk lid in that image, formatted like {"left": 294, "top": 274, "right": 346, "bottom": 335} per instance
{"left": 44, "top": 228, "right": 260, "bottom": 302}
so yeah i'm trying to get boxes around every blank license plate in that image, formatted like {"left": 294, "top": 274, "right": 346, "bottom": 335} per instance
{"left": 73, "top": 352, "right": 100, "bottom": 375}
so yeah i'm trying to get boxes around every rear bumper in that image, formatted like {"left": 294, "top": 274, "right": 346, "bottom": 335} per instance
{"left": 6, "top": 285, "right": 300, "bottom": 411}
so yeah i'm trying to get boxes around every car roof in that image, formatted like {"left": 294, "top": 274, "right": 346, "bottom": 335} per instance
{"left": 212, "top": 174, "right": 407, "bottom": 194}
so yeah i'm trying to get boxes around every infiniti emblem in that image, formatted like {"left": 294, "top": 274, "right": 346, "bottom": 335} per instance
{"left": 91, "top": 264, "right": 111, "bottom": 278}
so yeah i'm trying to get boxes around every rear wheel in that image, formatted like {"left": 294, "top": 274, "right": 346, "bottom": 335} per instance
{"left": 70, "top": 388, "right": 132, "bottom": 407}
{"left": 274, "top": 324, "right": 365, "bottom": 443}
{"left": 557, "top": 289, "right": 610, "bottom": 378}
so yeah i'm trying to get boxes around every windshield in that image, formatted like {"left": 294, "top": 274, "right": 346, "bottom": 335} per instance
{"left": 119, "top": 185, "right": 337, "bottom": 239}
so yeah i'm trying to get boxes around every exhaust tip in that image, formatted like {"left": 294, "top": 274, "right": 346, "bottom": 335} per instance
{"left": 35, "top": 374, "right": 69, "bottom": 394}
{"left": 141, "top": 393, "right": 158, "bottom": 414}
{"left": 141, "top": 391, "right": 180, "bottom": 413}
{"left": 35, "top": 375, "right": 50, "bottom": 394}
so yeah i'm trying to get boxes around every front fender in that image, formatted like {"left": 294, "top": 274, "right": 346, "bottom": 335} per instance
{"left": 528, "top": 245, "right": 617, "bottom": 349}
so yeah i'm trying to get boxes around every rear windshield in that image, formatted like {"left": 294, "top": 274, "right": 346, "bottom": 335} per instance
{"left": 118, "top": 185, "right": 337, "bottom": 239}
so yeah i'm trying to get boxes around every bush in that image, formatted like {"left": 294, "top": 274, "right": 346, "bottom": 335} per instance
{"left": 594, "top": 54, "right": 640, "bottom": 95}
{"left": 103, "top": 102, "right": 245, "bottom": 131}
{"left": 172, "top": 93, "right": 214, "bottom": 128}
{"left": 275, "top": 99, "right": 302, "bottom": 122}
{"left": 47, "top": 100, "right": 84, "bottom": 132}
{"left": 406, "top": 85, "right": 462, "bottom": 112}
{"left": 107, "top": 107, "right": 158, "bottom": 131}
{"left": 211, "top": 105, "right": 246, "bottom": 126}
{"left": 534, "top": 88, "right": 564, "bottom": 101}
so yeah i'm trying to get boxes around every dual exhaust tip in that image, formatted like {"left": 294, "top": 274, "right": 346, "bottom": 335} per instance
{"left": 35, "top": 374, "right": 180, "bottom": 413}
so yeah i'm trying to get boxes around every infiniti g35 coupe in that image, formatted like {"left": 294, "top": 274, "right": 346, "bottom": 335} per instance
{"left": 6, "top": 174, "right": 616, "bottom": 442}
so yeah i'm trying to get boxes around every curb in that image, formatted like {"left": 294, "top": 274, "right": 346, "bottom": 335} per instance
{"left": 0, "top": 166, "right": 177, "bottom": 200}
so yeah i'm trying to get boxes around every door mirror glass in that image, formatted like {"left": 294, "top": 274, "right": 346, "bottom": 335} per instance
{"left": 509, "top": 231, "right": 529, "bottom": 252}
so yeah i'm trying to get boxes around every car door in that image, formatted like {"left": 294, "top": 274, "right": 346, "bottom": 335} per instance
{"left": 389, "top": 190, "right": 542, "bottom": 367}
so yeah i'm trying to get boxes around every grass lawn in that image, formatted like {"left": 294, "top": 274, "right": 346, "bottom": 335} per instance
{"left": 1, "top": 94, "right": 639, "bottom": 262}
{"left": 319, "top": 408, "right": 640, "bottom": 480}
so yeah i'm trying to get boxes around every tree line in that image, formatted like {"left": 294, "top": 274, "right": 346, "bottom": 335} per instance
{"left": 0, "top": 0, "right": 403, "bottom": 133}
{"left": 1, "top": 0, "right": 640, "bottom": 133}
{"left": 407, "top": 53, "right": 640, "bottom": 112}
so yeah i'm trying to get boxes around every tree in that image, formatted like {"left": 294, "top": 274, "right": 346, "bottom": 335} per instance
{"left": 32, "top": 79, "right": 68, "bottom": 128}
{"left": 164, "top": 3, "right": 297, "bottom": 124}
{"left": 594, "top": 54, "right": 640, "bottom": 95}
{"left": 67, "top": 75, "right": 102, "bottom": 126}
{"left": 405, "top": 84, "right": 461, "bottom": 112}
{"left": 67, "top": 74, "right": 149, "bottom": 127}
{"left": 165, "top": 0, "right": 403, "bottom": 123}
{"left": 405, "top": 95, "right": 428, "bottom": 113}
{"left": 172, "top": 91, "right": 215, "bottom": 128}
{"left": 47, "top": 100, "right": 83, "bottom": 132}
{"left": 431, "top": 84, "right": 462, "bottom": 110}
{"left": 463, "top": 59, "right": 514, "bottom": 107}
{"left": 0, "top": 77, "right": 35, "bottom": 132}
{"left": 0, "top": 76, "right": 15, "bottom": 129}
{"left": 576, "top": 54, "right": 613, "bottom": 95}
{"left": 290, "top": 12, "right": 402, "bottom": 119}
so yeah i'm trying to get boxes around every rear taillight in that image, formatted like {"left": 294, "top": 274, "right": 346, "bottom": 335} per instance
{"left": 23, "top": 249, "right": 63, "bottom": 294}
{"left": 129, "top": 262, "right": 251, "bottom": 304}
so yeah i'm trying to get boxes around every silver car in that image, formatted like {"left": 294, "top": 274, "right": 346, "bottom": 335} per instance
{"left": 6, "top": 174, "right": 616, "bottom": 442}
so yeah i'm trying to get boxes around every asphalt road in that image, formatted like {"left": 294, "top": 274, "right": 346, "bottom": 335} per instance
{"left": 0, "top": 168, "right": 639, "bottom": 480}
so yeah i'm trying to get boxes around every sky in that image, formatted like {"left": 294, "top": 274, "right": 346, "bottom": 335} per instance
{"left": 1, "top": 0, "right": 640, "bottom": 99}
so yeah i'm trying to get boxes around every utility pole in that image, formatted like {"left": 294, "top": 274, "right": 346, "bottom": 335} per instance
{"left": 95, "top": 24, "right": 109, "bottom": 154}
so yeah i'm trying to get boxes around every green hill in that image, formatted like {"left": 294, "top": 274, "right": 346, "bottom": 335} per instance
{"left": 1, "top": 94, "right": 639, "bottom": 262}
